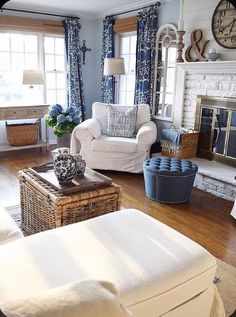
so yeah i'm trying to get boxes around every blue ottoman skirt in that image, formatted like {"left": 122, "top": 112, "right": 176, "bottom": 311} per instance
{"left": 143, "top": 158, "right": 198, "bottom": 204}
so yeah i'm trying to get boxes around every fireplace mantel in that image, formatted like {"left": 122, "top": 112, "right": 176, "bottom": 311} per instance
{"left": 173, "top": 61, "right": 236, "bottom": 127}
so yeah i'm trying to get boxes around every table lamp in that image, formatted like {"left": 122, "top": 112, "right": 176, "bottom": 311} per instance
{"left": 103, "top": 58, "right": 125, "bottom": 103}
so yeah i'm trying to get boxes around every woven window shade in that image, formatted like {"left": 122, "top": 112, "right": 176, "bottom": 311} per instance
{"left": 0, "top": 15, "right": 64, "bottom": 34}
{"left": 113, "top": 16, "right": 137, "bottom": 34}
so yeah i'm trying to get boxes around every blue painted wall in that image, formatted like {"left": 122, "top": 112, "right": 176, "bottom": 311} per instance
{"left": 80, "top": 18, "right": 103, "bottom": 118}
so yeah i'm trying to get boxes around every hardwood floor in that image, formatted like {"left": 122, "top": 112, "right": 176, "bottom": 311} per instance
{"left": 0, "top": 149, "right": 235, "bottom": 266}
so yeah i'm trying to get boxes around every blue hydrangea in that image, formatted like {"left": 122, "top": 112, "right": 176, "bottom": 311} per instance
{"left": 73, "top": 116, "right": 81, "bottom": 125}
{"left": 66, "top": 115, "right": 73, "bottom": 122}
{"left": 66, "top": 106, "right": 77, "bottom": 114}
{"left": 52, "top": 104, "right": 63, "bottom": 113}
{"left": 57, "top": 114, "right": 66, "bottom": 124}
{"left": 49, "top": 109, "right": 58, "bottom": 117}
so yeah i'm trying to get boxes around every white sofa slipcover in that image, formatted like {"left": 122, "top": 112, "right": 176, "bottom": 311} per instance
{"left": 0, "top": 207, "right": 23, "bottom": 245}
{"left": 0, "top": 209, "right": 224, "bottom": 317}
{"left": 70, "top": 102, "right": 157, "bottom": 173}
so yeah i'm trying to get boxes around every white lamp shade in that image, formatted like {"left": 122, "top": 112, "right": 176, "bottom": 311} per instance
{"left": 23, "top": 70, "right": 44, "bottom": 85}
{"left": 104, "top": 58, "right": 125, "bottom": 76}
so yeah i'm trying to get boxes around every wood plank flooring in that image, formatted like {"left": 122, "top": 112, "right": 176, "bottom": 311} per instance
{"left": 0, "top": 149, "right": 235, "bottom": 266}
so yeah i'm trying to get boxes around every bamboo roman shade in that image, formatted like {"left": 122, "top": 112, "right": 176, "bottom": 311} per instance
{"left": 113, "top": 16, "right": 137, "bottom": 34}
{"left": 0, "top": 15, "right": 64, "bottom": 34}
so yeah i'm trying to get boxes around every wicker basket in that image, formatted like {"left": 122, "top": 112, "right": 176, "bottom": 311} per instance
{"left": 161, "top": 127, "right": 199, "bottom": 159}
{"left": 6, "top": 120, "right": 39, "bottom": 146}
{"left": 19, "top": 169, "right": 122, "bottom": 235}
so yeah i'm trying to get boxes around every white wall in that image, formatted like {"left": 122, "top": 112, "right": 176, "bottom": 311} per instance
{"left": 183, "top": 0, "right": 236, "bottom": 60}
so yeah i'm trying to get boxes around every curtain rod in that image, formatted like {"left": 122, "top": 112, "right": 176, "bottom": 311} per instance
{"left": 107, "top": 1, "right": 161, "bottom": 18}
{"left": 0, "top": 7, "right": 79, "bottom": 19}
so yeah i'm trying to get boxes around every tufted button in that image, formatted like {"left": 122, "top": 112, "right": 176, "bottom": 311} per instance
{"left": 143, "top": 157, "right": 198, "bottom": 175}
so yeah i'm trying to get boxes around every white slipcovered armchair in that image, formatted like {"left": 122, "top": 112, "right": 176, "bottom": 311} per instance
{"left": 71, "top": 102, "right": 157, "bottom": 173}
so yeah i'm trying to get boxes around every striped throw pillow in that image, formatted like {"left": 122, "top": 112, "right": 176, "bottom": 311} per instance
{"left": 105, "top": 105, "right": 138, "bottom": 138}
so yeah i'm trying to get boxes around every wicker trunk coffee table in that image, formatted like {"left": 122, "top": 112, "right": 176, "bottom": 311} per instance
{"left": 19, "top": 168, "right": 122, "bottom": 235}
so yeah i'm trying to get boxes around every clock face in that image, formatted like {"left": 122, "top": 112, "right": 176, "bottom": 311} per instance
{"left": 212, "top": 0, "right": 236, "bottom": 49}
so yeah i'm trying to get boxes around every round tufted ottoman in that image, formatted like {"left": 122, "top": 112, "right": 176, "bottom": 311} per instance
{"left": 143, "top": 157, "right": 198, "bottom": 203}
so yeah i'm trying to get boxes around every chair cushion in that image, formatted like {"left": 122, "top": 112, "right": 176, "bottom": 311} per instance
{"left": 91, "top": 135, "right": 137, "bottom": 153}
{"left": 0, "top": 209, "right": 216, "bottom": 317}
{"left": 105, "top": 105, "right": 137, "bottom": 138}
{"left": 0, "top": 207, "right": 23, "bottom": 245}
{"left": 92, "top": 102, "right": 150, "bottom": 133}
{"left": 0, "top": 280, "right": 130, "bottom": 317}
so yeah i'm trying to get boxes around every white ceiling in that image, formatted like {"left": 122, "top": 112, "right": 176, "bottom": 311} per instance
{"left": 5, "top": 0, "right": 161, "bottom": 18}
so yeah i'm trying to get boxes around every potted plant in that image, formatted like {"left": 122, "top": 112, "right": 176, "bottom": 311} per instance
{"left": 45, "top": 104, "right": 81, "bottom": 148}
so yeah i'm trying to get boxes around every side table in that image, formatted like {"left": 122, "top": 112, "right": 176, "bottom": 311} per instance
{"left": 19, "top": 169, "right": 122, "bottom": 235}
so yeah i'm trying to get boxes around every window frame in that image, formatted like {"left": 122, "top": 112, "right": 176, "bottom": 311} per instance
{"left": 116, "top": 31, "right": 137, "bottom": 105}
{"left": 0, "top": 30, "right": 66, "bottom": 106}
{"left": 43, "top": 33, "right": 67, "bottom": 106}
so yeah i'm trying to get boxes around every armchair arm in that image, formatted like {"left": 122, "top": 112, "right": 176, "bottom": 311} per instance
{"left": 70, "top": 118, "right": 102, "bottom": 154}
{"left": 136, "top": 121, "right": 157, "bottom": 151}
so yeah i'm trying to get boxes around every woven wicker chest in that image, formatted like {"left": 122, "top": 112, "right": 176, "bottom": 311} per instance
{"left": 19, "top": 169, "right": 122, "bottom": 235}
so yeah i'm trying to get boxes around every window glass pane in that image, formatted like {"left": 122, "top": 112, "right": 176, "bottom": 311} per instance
{"left": 44, "top": 37, "right": 54, "bottom": 54}
{"left": 55, "top": 55, "right": 65, "bottom": 71}
{"left": 11, "top": 71, "right": 22, "bottom": 85}
{"left": 126, "top": 91, "right": 134, "bottom": 105}
{"left": 0, "top": 71, "right": 11, "bottom": 87}
{"left": 55, "top": 38, "right": 65, "bottom": 55}
{"left": 129, "top": 54, "right": 136, "bottom": 73}
{"left": 120, "top": 37, "right": 130, "bottom": 54}
{"left": 126, "top": 74, "right": 135, "bottom": 91}
{"left": 47, "top": 89, "right": 56, "bottom": 104}
{"left": 11, "top": 53, "right": 24, "bottom": 71}
{"left": 56, "top": 73, "right": 66, "bottom": 89}
{"left": 25, "top": 53, "right": 38, "bottom": 69}
{"left": 119, "top": 91, "right": 126, "bottom": 104}
{"left": 57, "top": 90, "right": 66, "bottom": 105}
{"left": 0, "top": 52, "right": 10, "bottom": 70}
{"left": 0, "top": 34, "right": 10, "bottom": 51}
{"left": 130, "top": 35, "right": 137, "bottom": 54}
{"left": 46, "top": 73, "right": 56, "bottom": 89}
{"left": 11, "top": 34, "right": 24, "bottom": 52}
{"left": 45, "top": 55, "right": 55, "bottom": 71}
{"left": 121, "top": 54, "right": 129, "bottom": 73}
{"left": 24, "top": 35, "right": 37, "bottom": 53}
{"left": 119, "top": 75, "right": 126, "bottom": 91}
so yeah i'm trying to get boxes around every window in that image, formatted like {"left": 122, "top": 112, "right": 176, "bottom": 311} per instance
{"left": 153, "top": 24, "right": 177, "bottom": 120}
{"left": 0, "top": 33, "right": 39, "bottom": 104}
{"left": 118, "top": 33, "right": 137, "bottom": 105}
{"left": 0, "top": 32, "right": 66, "bottom": 106}
{"left": 44, "top": 36, "right": 66, "bottom": 105}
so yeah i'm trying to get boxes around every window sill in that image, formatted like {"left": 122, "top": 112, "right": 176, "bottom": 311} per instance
{"left": 153, "top": 116, "right": 173, "bottom": 122}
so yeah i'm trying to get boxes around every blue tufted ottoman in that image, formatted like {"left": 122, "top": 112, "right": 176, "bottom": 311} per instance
{"left": 143, "top": 157, "right": 198, "bottom": 204}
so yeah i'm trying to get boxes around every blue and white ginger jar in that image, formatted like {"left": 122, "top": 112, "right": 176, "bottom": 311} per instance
{"left": 53, "top": 147, "right": 76, "bottom": 184}
{"left": 73, "top": 153, "right": 86, "bottom": 178}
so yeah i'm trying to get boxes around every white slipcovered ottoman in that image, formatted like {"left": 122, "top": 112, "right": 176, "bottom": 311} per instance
{"left": 0, "top": 209, "right": 224, "bottom": 317}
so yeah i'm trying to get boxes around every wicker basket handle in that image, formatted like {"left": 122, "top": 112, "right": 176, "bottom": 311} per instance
{"left": 169, "top": 124, "right": 176, "bottom": 129}
{"left": 187, "top": 128, "right": 194, "bottom": 133}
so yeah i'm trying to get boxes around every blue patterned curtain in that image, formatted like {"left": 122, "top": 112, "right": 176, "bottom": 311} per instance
{"left": 101, "top": 16, "right": 114, "bottom": 103}
{"left": 64, "top": 18, "right": 86, "bottom": 122}
{"left": 135, "top": 4, "right": 158, "bottom": 112}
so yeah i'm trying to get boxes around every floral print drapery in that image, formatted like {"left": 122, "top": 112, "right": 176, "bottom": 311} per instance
{"left": 100, "top": 16, "right": 114, "bottom": 104}
{"left": 64, "top": 17, "right": 86, "bottom": 122}
{"left": 135, "top": 4, "right": 158, "bottom": 112}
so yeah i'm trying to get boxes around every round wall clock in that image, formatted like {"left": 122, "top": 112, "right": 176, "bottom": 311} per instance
{"left": 212, "top": 0, "right": 236, "bottom": 49}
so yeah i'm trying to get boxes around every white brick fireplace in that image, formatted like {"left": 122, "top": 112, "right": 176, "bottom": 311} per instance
{"left": 173, "top": 61, "right": 236, "bottom": 128}
{"left": 172, "top": 61, "right": 236, "bottom": 202}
